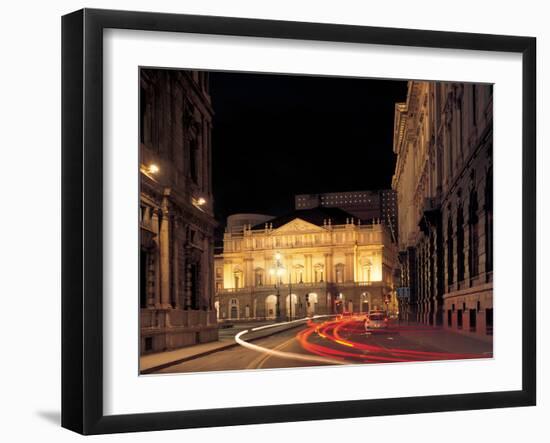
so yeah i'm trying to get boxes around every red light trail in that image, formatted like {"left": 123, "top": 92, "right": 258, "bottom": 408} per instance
{"left": 296, "top": 318, "right": 490, "bottom": 364}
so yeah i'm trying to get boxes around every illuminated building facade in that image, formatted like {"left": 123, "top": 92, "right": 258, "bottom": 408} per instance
{"left": 392, "top": 81, "right": 493, "bottom": 337}
{"left": 139, "top": 69, "right": 218, "bottom": 354}
{"left": 215, "top": 208, "right": 398, "bottom": 321}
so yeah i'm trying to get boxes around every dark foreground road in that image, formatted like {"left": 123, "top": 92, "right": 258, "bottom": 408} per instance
{"left": 154, "top": 318, "right": 493, "bottom": 374}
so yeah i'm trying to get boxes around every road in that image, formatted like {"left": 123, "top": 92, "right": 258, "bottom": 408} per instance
{"left": 155, "top": 317, "right": 493, "bottom": 374}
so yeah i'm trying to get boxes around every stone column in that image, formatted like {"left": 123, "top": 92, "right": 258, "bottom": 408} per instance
{"left": 345, "top": 253, "right": 354, "bottom": 282}
{"left": 172, "top": 226, "right": 180, "bottom": 309}
{"left": 151, "top": 209, "right": 161, "bottom": 307}
{"left": 325, "top": 253, "right": 333, "bottom": 282}
{"left": 159, "top": 203, "right": 171, "bottom": 309}
{"left": 305, "top": 254, "right": 312, "bottom": 282}
{"left": 245, "top": 258, "right": 254, "bottom": 287}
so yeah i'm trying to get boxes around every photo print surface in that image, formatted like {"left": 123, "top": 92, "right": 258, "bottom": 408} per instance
{"left": 138, "top": 68, "right": 493, "bottom": 375}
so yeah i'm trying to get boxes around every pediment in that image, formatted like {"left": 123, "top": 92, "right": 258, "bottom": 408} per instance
{"left": 273, "top": 218, "right": 327, "bottom": 233}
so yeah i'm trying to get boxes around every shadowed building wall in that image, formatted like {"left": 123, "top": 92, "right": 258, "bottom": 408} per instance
{"left": 392, "top": 81, "right": 493, "bottom": 338}
{"left": 139, "top": 69, "right": 218, "bottom": 354}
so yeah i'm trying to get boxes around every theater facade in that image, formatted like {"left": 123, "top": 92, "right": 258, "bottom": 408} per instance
{"left": 215, "top": 208, "right": 399, "bottom": 322}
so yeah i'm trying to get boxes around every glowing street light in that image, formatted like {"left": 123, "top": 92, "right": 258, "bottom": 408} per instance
{"left": 148, "top": 164, "right": 159, "bottom": 174}
{"left": 192, "top": 196, "right": 207, "bottom": 208}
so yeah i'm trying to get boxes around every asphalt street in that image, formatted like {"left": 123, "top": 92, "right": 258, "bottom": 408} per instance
{"left": 155, "top": 318, "right": 493, "bottom": 374}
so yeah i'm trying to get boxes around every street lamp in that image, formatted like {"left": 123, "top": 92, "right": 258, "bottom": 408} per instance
{"left": 270, "top": 253, "right": 285, "bottom": 322}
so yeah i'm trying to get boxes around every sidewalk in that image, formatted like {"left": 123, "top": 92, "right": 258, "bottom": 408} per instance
{"left": 390, "top": 320, "right": 493, "bottom": 354}
{"left": 140, "top": 319, "right": 305, "bottom": 374}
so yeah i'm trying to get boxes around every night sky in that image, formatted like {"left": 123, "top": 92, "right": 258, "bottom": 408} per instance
{"left": 210, "top": 71, "right": 408, "bottom": 225}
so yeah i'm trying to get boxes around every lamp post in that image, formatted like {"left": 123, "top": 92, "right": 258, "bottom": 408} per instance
{"left": 288, "top": 268, "right": 292, "bottom": 321}
{"left": 270, "top": 253, "right": 285, "bottom": 322}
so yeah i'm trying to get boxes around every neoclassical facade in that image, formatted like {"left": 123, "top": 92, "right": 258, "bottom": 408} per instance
{"left": 392, "top": 81, "right": 493, "bottom": 338}
{"left": 215, "top": 208, "right": 398, "bottom": 321}
{"left": 140, "top": 69, "right": 218, "bottom": 354}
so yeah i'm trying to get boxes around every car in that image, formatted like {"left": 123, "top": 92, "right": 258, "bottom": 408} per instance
{"left": 365, "top": 311, "right": 388, "bottom": 331}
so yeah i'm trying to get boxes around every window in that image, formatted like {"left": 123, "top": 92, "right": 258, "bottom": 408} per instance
{"left": 140, "top": 249, "right": 148, "bottom": 308}
{"left": 335, "top": 265, "right": 344, "bottom": 283}
{"left": 362, "top": 265, "right": 372, "bottom": 283}
{"left": 486, "top": 308, "right": 493, "bottom": 335}
{"left": 190, "top": 137, "right": 199, "bottom": 183}
{"left": 189, "top": 262, "right": 200, "bottom": 310}
{"left": 447, "top": 215, "right": 454, "bottom": 285}
{"left": 255, "top": 270, "right": 263, "bottom": 286}
{"left": 145, "top": 337, "right": 153, "bottom": 351}
{"left": 314, "top": 266, "right": 324, "bottom": 283}
{"left": 468, "top": 189, "right": 480, "bottom": 278}
{"left": 457, "top": 205, "right": 465, "bottom": 282}
{"left": 469, "top": 309, "right": 477, "bottom": 332}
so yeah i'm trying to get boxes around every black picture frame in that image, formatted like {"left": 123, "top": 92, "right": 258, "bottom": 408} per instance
{"left": 61, "top": 8, "right": 536, "bottom": 435}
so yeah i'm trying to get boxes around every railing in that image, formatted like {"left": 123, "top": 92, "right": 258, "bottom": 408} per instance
{"left": 217, "top": 280, "right": 383, "bottom": 293}
{"left": 140, "top": 308, "right": 218, "bottom": 329}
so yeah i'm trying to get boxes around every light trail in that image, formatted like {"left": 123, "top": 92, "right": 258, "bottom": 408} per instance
{"left": 234, "top": 317, "right": 347, "bottom": 366}
{"left": 235, "top": 315, "right": 490, "bottom": 367}
{"left": 297, "top": 317, "right": 490, "bottom": 363}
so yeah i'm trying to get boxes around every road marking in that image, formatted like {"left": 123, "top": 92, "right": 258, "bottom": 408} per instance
{"left": 236, "top": 323, "right": 347, "bottom": 366}
{"left": 248, "top": 335, "right": 296, "bottom": 369}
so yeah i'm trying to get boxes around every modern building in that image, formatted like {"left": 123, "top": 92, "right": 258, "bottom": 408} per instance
{"left": 392, "top": 81, "right": 493, "bottom": 338}
{"left": 295, "top": 189, "right": 398, "bottom": 242}
{"left": 214, "top": 207, "right": 398, "bottom": 321}
{"left": 139, "top": 69, "right": 218, "bottom": 354}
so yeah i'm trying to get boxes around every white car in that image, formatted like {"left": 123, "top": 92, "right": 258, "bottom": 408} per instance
{"left": 365, "top": 311, "right": 388, "bottom": 331}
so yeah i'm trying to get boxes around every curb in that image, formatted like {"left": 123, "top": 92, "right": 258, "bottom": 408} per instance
{"left": 141, "top": 321, "right": 307, "bottom": 374}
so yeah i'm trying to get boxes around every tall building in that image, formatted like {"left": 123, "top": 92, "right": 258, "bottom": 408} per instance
{"left": 214, "top": 207, "right": 398, "bottom": 321}
{"left": 139, "top": 69, "right": 218, "bottom": 354}
{"left": 392, "top": 81, "right": 493, "bottom": 338}
{"left": 379, "top": 189, "right": 398, "bottom": 242}
{"left": 294, "top": 189, "right": 398, "bottom": 241}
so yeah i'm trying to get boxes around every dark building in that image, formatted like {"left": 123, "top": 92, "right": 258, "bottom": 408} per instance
{"left": 393, "top": 81, "right": 493, "bottom": 338}
{"left": 294, "top": 189, "right": 398, "bottom": 242}
{"left": 139, "top": 69, "right": 218, "bottom": 354}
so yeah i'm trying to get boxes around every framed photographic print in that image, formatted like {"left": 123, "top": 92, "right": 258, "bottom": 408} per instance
{"left": 61, "top": 8, "right": 536, "bottom": 435}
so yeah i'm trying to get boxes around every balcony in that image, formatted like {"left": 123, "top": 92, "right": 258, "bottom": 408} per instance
{"left": 216, "top": 280, "right": 383, "bottom": 294}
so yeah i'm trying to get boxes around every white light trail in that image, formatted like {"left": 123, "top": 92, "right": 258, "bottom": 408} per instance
{"left": 235, "top": 317, "right": 347, "bottom": 366}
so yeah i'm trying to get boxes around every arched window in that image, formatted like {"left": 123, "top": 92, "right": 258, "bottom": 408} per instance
{"left": 254, "top": 268, "right": 264, "bottom": 287}
{"left": 447, "top": 211, "right": 454, "bottom": 286}
{"left": 335, "top": 264, "right": 345, "bottom": 283}
{"left": 468, "top": 188, "right": 480, "bottom": 278}
{"left": 314, "top": 264, "right": 324, "bottom": 283}
{"left": 360, "top": 258, "right": 372, "bottom": 283}
{"left": 233, "top": 268, "right": 243, "bottom": 289}
{"left": 230, "top": 298, "right": 239, "bottom": 319}
{"left": 293, "top": 265, "right": 304, "bottom": 284}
